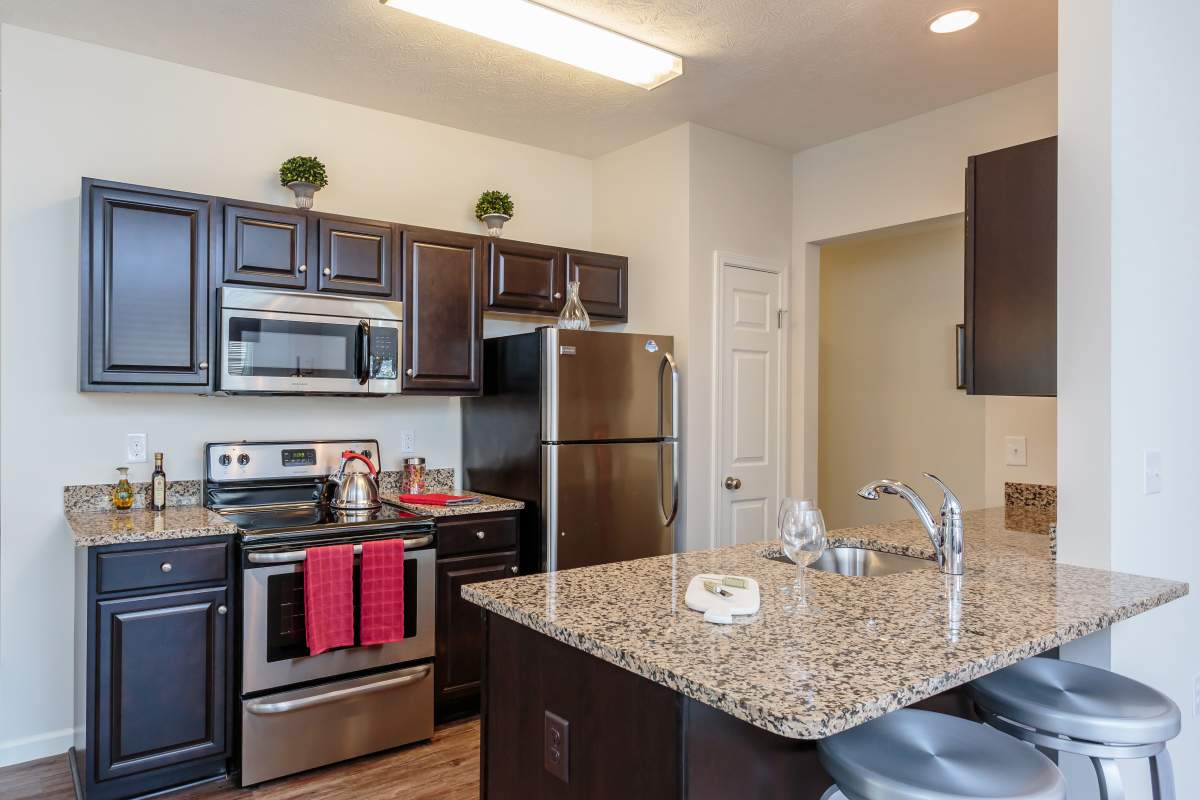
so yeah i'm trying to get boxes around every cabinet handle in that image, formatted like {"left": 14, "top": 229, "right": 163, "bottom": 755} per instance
{"left": 217, "top": 605, "right": 228, "bottom": 615}
{"left": 475, "top": 530, "right": 486, "bottom": 540}
{"left": 199, "top": 361, "right": 208, "bottom": 370}
{"left": 510, "top": 565, "right": 518, "bottom": 574}
{"left": 160, "top": 562, "right": 173, "bottom": 573}
{"left": 299, "top": 264, "right": 307, "bottom": 273}
{"left": 323, "top": 267, "right": 332, "bottom": 276}
{"left": 406, "top": 368, "right": 414, "bottom": 376}
{"left": 553, "top": 291, "right": 562, "bottom": 299}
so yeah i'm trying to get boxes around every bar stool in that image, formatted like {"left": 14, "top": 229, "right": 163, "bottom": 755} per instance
{"left": 970, "top": 658, "right": 1180, "bottom": 800}
{"left": 817, "top": 708, "right": 1066, "bottom": 800}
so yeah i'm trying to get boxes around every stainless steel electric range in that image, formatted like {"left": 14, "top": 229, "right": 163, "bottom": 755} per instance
{"left": 204, "top": 439, "right": 436, "bottom": 787}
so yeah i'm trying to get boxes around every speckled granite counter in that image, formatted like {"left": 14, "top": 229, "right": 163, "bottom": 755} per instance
{"left": 464, "top": 507, "right": 1186, "bottom": 740}
{"left": 382, "top": 491, "right": 523, "bottom": 517}
{"left": 66, "top": 506, "right": 235, "bottom": 548}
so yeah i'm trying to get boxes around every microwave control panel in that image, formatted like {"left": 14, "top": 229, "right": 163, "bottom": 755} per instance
{"left": 369, "top": 327, "right": 398, "bottom": 380}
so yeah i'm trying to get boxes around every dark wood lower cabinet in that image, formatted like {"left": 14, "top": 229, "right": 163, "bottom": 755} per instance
{"left": 74, "top": 537, "right": 233, "bottom": 800}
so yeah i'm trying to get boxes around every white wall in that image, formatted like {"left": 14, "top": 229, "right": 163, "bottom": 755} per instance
{"left": 791, "top": 74, "right": 1059, "bottom": 499}
{"left": 0, "top": 25, "right": 593, "bottom": 765}
{"left": 983, "top": 397, "right": 1057, "bottom": 506}
{"left": 1060, "top": 2, "right": 1200, "bottom": 798}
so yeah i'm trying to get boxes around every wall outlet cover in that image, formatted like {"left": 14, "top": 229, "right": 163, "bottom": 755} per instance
{"left": 1005, "top": 435, "right": 1028, "bottom": 467}
{"left": 126, "top": 433, "right": 148, "bottom": 464}
{"left": 400, "top": 430, "right": 416, "bottom": 453}
{"left": 1144, "top": 449, "right": 1164, "bottom": 495}
{"left": 544, "top": 710, "right": 569, "bottom": 783}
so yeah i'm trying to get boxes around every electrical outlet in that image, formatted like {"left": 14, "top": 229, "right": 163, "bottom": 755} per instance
{"left": 400, "top": 430, "right": 415, "bottom": 453}
{"left": 1005, "top": 436, "right": 1027, "bottom": 467}
{"left": 544, "top": 710, "right": 569, "bottom": 783}
{"left": 1145, "top": 449, "right": 1164, "bottom": 495}
{"left": 126, "top": 433, "right": 148, "bottom": 464}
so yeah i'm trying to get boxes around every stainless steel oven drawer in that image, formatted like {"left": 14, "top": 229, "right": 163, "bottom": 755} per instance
{"left": 240, "top": 662, "right": 434, "bottom": 786}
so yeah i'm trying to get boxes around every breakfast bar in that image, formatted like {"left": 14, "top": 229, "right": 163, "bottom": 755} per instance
{"left": 464, "top": 509, "right": 1187, "bottom": 799}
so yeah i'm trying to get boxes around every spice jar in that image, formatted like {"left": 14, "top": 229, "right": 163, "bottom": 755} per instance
{"left": 402, "top": 457, "right": 427, "bottom": 494}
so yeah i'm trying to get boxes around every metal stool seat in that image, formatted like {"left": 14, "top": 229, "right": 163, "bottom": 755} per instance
{"left": 817, "top": 709, "right": 1066, "bottom": 800}
{"left": 970, "top": 658, "right": 1180, "bottom": 800}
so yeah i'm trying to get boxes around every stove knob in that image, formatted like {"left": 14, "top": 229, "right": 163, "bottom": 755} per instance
{"left": 238, "top": 453, "right": 251, "bottom": 466}
{"left": 218, "top": 454, "right": 232, "bottom": 467}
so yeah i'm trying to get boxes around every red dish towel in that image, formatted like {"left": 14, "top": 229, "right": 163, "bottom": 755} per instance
{"left": 303, "top": 544, "right": 355, "bottom": 656}
{"left": 360, "top": 538, "right": 406, "bottom": 646}
{"left": 397, "top": 493, "right": 482, "bottom": 507}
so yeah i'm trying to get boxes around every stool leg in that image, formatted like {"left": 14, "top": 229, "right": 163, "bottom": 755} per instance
{"left": 1150, "top": 747, "right": 1176, "bottom": 800}
{"left": 818, "top": 786, "right": 843, "bottom": 800}
{"left": 1091, "top": 757, "right": 1126, "bottom": 800}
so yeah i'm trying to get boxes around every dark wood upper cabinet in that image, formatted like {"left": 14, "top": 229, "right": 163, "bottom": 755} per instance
{"left": 486, "top": 239, "right": 564, "bottom": 313}
{"left": 965, "top": 136, "right": 1057, "bottom": 396}
{"left": 565, "top": 249, "right": 629, "bottom": 321}
{"left": 402, "top": 227, "right": 483, "bottom": 395}
{"left": 314, "top": 215, "right": 397, "bottom": 297}
{"left": 81, "top": 179, "right": 211, "bottom": 391}
{"left": 221, "top": 203, "right": 309, "bottom": 290}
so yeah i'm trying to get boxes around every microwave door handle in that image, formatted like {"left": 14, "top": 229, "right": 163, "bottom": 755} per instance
{"left": 357, "top": 320, "right": 370, "bottom": 385}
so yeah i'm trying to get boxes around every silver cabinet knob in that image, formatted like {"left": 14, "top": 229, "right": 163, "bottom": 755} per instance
{"left": 323, "top": 267, "right": 332, "bottom": 276}
{"left": 510, "top": 565, "right": 518, "bottom": 574}
{"left": 553, "top": 291, "right": 562, "bottom": 299}
{"left": 298, "top": 264, "right": 307, "bottom": 273}
{"left": 406, "top": 368, "right": 414, "bottom": 376}
{"left": 199, "top": 361, "right": 208, "bottom": 370}
{"left": 217, "top": 605, "right": 228, "bottom": 616}
{"left": 475, "top": 530, "right": 486, "bottom": 540}
{"left": 724, "top": 477, "right": 742, "bottom": 490}
{"left": 160, "top": 562, "right": 173, "bottom": 573}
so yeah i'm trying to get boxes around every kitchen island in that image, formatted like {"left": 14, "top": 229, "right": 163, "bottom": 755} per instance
{"left": 463, "top": 508, "right": 1186, "bottom": 799}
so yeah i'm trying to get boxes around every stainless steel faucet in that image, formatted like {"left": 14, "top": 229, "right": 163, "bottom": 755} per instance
{"left": 857, "top": 473, "right": 964, "bottom": 574}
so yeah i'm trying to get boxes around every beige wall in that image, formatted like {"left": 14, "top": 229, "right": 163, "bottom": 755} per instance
{"left": 817, "top": 223, "right": 1056, "bottom": 530}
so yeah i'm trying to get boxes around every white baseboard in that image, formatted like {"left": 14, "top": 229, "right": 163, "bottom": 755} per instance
{"left": 0, "top": 728, "right": 73, "bottom": 768}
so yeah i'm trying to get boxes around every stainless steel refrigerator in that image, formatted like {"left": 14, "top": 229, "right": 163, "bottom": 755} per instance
{"left": 462, "top": 328, "right": 679, "bottom": 572}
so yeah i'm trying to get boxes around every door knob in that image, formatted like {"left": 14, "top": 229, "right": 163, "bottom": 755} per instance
{"left": 475, "top": 530, "right": 486, "bottom": 540}
{"left": 217, "top": 605, "right": 228, "bottom": 616}
{"left": 160, "top": 562, "right": 173, "bottom": 573}
{"left": 724, "top": 477, "right": 742, "bottom": 490}
{"left": 323, "top": 267, "right": 332, "bottom": 276}
{"left": 199, "top": 361, "right": 208, "bottom": 370}
{"left": 298, "top": 264, "right": 307, "bottom": 273}
{"left": 406, "top": 368, "right": 414, "bottom": 376}
{"left": 510, "top": 565, "right": 518, "bottom": 574}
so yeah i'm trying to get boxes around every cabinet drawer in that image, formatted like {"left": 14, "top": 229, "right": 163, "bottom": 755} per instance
{"left": 437, "top": 515, "right": 518, "bottom": 558}
{"left": 97, "top": 542, "right": 228, "bottom": 594}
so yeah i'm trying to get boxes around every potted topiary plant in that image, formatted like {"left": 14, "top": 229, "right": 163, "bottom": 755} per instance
{"left": 279, "top": 156, "right": 329, "bottom": 209}
{"left": 474, "top": 190, "right": 515, "bottom": 237}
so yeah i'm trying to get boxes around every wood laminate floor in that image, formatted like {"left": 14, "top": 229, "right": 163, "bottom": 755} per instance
{"left": 0, "top": 718, "right": 480, "bottom": 800}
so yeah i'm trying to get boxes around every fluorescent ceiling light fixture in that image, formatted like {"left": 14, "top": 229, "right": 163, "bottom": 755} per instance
{"left": 380, "top": 0, "right": 683, "bottom": 89}
{"left": 929, "top": 9, "right": 980, "bottom": 33}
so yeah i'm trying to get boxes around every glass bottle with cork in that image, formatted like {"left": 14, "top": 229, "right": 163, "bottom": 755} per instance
{"left": 150, "top": 452, "right": 168, "bottom": 511}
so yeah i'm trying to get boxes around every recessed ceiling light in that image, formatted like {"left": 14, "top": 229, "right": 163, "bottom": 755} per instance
{"left": 380, "top": 0, "right": 684, "bottom": 90}
{"left": 929, "top": 9, "right": 981, "bottom": 34}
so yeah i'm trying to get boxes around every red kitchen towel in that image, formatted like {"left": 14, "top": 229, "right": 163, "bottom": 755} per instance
{"left": 360, "top": 538, "right": 406, "bottom": 646}
{"left": 396, "top": 493, "right": 482, "bottom": 506}
{"left": 303, "top": 544, "right": 355, "bottom": 656}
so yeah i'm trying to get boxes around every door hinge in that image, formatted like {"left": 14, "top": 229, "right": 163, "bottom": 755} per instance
{"left": 777, "top": 308, "right": 788, "bottom": 329}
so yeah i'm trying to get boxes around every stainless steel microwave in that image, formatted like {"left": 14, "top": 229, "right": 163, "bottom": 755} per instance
{"left": 217, "top": 288, "right": 402, "bottom": 395}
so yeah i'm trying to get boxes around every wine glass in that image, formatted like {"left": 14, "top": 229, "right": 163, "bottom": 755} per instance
{"left": 780, "top": 499, "right": 827, "bottom": 613}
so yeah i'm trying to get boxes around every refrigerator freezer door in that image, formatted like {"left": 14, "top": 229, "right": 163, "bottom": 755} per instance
{"left": 543, "top": 441, "right": 676, "bottom": 571}
{"left": 542, "top": 329, "right": 677, "bottom": 442}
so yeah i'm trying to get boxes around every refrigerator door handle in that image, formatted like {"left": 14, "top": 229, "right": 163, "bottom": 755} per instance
{"left": 658, "top": 352, "right": 680, "bottom": 526}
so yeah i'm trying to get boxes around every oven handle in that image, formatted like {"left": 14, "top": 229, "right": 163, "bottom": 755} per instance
{"left": 244, "top": 664, "right": 432, "bottom": 716}
{"left": 246, "top": 534, "right": 433, "bottom": 563}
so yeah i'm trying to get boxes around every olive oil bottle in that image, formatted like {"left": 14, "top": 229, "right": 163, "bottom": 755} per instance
{"left": 150, "top": 452, "right": 167, "bottom": 511}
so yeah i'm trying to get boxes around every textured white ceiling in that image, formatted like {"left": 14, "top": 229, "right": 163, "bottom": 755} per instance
{"left": 0, "top": 0, "right": 1056, "bottom": 157}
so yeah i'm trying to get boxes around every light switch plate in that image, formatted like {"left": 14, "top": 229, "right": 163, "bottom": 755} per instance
{"left": 1005, "top": 436, "right": 1027, "bottom": 467}
{"left": 1144, "top": 449, "right": 1163, "bottom": 495}
{"left": 399, "top": 430, "right": 415, "bottom": 453}
{"left": 126, "top": 433, "right": 148, "bottom": 463}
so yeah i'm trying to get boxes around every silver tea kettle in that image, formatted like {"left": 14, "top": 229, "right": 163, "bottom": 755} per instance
{"left": 328, "top": 450, "right": 381, "bottom": 511}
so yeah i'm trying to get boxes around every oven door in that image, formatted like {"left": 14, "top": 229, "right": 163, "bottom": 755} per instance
{"left": 241, "top": 535, "right": 435, "bottom": 695}
{"left": 220, "top": 306, "right": 371, "bottom": 394}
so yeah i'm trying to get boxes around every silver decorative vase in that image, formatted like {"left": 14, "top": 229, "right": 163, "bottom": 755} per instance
{"left": 286, "top": 181, "right": 318, "bottom": 210}
{"left": 480, "top": 213, "right": 510, "bottom": 237}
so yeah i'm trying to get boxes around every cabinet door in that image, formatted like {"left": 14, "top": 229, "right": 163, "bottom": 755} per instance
{"left": 315, "top": 216, "right": 396, "bottom": 297}
{"left": 965, "top": 136, "right": 1057, "bottom": 396}
{"left": 95, "top": 586, "right": 228, "bottom": 780}
{"left": 221, "top": 203, "right": 308, "bottom": 289}
{"left": 82, "top": 180, "right": 211, "bottom": 389}
{"left": 487, "top": 239, "right": 564, "bottom": 313}
{"left": 402, "top": 227, "right": 484, "bottom": 394}
{"left": 565, "top": 249, "right": 629, "bottom": 321}
{"left": 435, "top": 550, "right": 518, "bottom": 714}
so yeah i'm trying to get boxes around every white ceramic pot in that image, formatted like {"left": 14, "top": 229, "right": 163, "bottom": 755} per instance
{"left": 480, "top": 213, "right": 510, "bottom": 237}
{"left": 286, "top": 181, "right": 319, "bottom": 210}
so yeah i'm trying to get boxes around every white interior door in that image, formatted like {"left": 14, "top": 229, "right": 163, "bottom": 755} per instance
{"left": 717, "top": 260, "right": 785, "bottom": 545}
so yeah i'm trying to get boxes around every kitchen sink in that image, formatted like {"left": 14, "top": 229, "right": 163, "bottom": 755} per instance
{"left": 766, "top": 546, "right": 937, "bottom": 577}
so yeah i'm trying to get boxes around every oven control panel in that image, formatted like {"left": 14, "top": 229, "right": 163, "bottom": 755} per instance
{"left": 206, "top": 440, "right": 380, "bottom": 482}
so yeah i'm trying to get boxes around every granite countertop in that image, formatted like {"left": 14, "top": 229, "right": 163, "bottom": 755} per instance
{"left": 66, "top": 506, "right": 236, "bottom": 548}
{"left": 382, "top": 491, "right": 524, "bottom": 517}
{"left": 463, "top": 507, "right": 1187, "bottom": 740}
